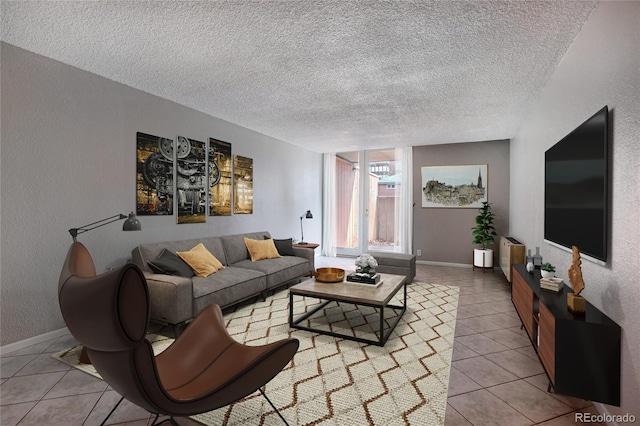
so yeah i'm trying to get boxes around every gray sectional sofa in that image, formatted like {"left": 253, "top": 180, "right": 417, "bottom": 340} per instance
{"left": 131, "top": 231, "right": 314, "bottom": 329}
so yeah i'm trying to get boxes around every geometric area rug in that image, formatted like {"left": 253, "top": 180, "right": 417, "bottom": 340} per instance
{"left": 52, "top": 282, "right": 459, "bottom": 426}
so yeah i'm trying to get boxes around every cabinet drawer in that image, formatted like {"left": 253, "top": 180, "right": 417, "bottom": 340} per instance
{"left": 539, "top": 303, "right": 555, "bottom": 385}
{"left": 512, "top": 273, "right": 534, "bottom": 339}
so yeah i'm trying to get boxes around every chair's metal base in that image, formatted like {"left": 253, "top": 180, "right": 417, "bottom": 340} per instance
{"left": 101, "top": 397, "right": 179, "bottom": 426}
{"left": 101, "top": 390, "right": 290, "bottom": 426}
{"left": 260, "top": 387, "right": 289, "bottom": 426}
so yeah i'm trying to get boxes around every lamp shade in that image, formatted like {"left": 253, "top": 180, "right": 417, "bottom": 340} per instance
{"left": 123, "top": 212, "right": 142, "bottom": 231}
{"left": 304, "top": 210, "right": 313, "bottom": 219}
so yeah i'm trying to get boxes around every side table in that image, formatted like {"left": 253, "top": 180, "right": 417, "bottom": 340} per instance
{"left": 293, "top": 242, "right": 319, "bottom": 250}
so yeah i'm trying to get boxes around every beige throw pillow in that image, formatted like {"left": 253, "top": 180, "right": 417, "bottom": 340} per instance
{"left": 244, "top": 238, "right": 282, "bottom": 262}
{"left": 176, "top": 243, "right": 224, "bottom": 277}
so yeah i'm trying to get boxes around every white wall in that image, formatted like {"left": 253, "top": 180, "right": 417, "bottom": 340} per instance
{"left": 0, "top": 43, "right": 323, "bottom": 345}
{"left": 510, "top": 1, "right": 639, "bottom": 417}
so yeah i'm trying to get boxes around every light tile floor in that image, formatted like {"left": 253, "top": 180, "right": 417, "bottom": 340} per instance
{"left": 0, "top": 259, "right": 604, "bottom": 425}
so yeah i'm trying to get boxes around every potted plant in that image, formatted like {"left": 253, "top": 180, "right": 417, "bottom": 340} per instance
{"left": 355, "top": 254, "right": 378, "bottom": 275}
{"left": 540, "top": 262, "right": 556, "bottom": 279}
{"left": 472, "top": 201, "right": 497, "bottom": 268}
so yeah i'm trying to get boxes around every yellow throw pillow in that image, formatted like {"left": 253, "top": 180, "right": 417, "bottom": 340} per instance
{"left": 176, "top": 243, "right": 224, "bottom": 277}
{"left": 244, "top": 238, "right": 282, "bottom": 262}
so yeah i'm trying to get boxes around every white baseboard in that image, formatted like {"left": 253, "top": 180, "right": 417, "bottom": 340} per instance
{"left": 0, "top": 327, "right": 69, "bottom": 355}
{"left": 416, "top": 259, "right": 499, "bottom": 271}
{"left": 416, "top": 260, "right": 471, "bottom": 268}
{"left": 593, "top": 403, "right": 609, "bottom": 424}
{"left": 591, "top": 402, "right": 636, "bottom": 426}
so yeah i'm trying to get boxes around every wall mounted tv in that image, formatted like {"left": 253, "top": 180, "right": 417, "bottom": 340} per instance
{"left": 544, "top": 106, "right": 608, "bottom": 265}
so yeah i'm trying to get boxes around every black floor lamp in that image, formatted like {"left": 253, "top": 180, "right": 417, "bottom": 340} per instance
{"left": 299, "top": 210, "right": 313, "bottom": 244}
{"left": 69, "top": 212, "right": 141, "bottom": 241}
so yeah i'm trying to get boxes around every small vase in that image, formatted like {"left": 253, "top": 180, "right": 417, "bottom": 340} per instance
{"left": 525, "top": 249, "right": 533, "bottom": 266}
{"left": 533, "top": 247, "right": 543, "bottom": 267}
{"left": 541, "top": 270, "right": 554, "bottom": 279}
{"left": 526, "top": 261, "right": 534, "bottom": 273}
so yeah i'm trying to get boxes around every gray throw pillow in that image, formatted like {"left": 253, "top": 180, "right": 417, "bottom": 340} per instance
{"left": 148, "top": 248, "right": 195, "bottom": 277}
{"left": 266, "top": 236, "right": 295, "bottom": 256}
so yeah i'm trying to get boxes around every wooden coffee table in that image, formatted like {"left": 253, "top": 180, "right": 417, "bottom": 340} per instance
{"left": 288, "top": 273, "right": 406, "bottom": 346}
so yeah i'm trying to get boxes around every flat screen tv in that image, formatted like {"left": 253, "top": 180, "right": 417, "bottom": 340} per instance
{"left": 544, "top": 106, "right": 608, "bottom": 265}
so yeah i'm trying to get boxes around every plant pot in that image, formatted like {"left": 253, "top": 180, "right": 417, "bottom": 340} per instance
{"left": 473, "top": 249, "right": 493, "bottom": 268}
{"left": 541, "top": 270, "right": 555, "bottom": 279}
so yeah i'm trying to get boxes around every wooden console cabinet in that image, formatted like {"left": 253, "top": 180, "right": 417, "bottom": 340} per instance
{"left": 511, "top": 264, "right": 621, "bottom": 406}
{"left": 500, "top": 237, "right": 525, "bottom": 282}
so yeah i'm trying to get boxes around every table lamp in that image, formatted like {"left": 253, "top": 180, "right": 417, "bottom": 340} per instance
{"left": 299, "top": 210, "right": 313, "bottom": 244}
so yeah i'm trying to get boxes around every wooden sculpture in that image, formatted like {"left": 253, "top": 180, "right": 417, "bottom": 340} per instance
{"left": 567, "top": 246, "right": 586, "bottom": 314}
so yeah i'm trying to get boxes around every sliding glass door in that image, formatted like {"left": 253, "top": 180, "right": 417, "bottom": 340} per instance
{"left": 334, "top": 149, "right": 401, "bottom": 256}
{"left": 334, "top": 151, "right": 363, "bottom": 256}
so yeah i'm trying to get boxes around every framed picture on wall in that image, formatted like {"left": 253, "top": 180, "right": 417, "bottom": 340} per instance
{"left": 208, "top": 138, "right": 232, "bottom": 216}
{"left": 234, "top": 155, "right": 253, "bottom": 214}
{"left": 176, "top": 136, "right": 207, "bottom": 224}
{"left": 136, "top": 132, "right": 174, "bottom": 216}
{"left": 421, "top": 164, "right": 488, "bottom": 208}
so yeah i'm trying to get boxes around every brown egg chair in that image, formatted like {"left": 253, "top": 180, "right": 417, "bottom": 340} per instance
{"left": 58, "top": 241, "right": 298, "bottom": 425}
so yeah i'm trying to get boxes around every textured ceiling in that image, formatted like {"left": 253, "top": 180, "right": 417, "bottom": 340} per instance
{"left": 1, "top": 1, "right": 596, "bottom": 153}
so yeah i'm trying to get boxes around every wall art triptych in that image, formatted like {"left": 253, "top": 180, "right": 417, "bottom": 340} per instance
{"left": 176, "top": 136, "right": 206, "bottom": 224}
{"left": 209, "top": 139, "right": 232, "bottom": 216}
{"left": 233, "top": 155, "right": 253, "bottom": 214}
{"left": 136, "top": 132, "right": 174, "bottom": 216}
{"left": 136, "top": 132, "right": 253, "bottom": 223}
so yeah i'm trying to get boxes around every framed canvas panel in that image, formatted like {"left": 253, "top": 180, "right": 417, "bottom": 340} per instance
{"left": 136, "top": 132, "right": 174, "bottom": 216}
{"left": 234, "top": 155, "right": 253, "bottom": 214}
{"left": 421, "top": 164, "right": 488, "bottom": 208}
{"left": 176, "top": 136, "right": 207, "bottom": 224}
{"left": 208, "top": 138, "right": 232, "bottom": 216}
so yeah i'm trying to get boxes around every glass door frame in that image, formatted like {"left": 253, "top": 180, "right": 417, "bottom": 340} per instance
{"left": 335, "top": 149, "right": 400, "bottom": 256}
{"left": 335, "top": 150, "right": 370, "bottom": 256}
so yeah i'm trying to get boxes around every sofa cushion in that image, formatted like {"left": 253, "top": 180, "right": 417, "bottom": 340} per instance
{"left": 147, "top": 249, "right": 194, "bottom": 277}
{"left": 191, "top": 267, "right": 267, "bottom": 312}
{"left": 244, "top": 238, "right": 281, "bottom": 261}
{"left": 220, "top": 231, "right": 271, "bottom": 265}
{"left": 232, "top": 256, "right": 309, "bottom": 290}
{"left": 267, "top": 236, "right": 295, "bottom": 256}
{"left": 177, "top": 243, "right": 224, "bottom": 277}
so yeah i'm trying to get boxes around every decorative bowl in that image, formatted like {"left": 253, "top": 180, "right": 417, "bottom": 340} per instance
{"left": 314, "top": 268, "right": 345, "bottom": 283}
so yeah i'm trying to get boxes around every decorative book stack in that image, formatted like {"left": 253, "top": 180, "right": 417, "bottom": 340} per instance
{"left": 540, "top": 276, "right": 563, "bottom": 292}
{"left": 347, "top": 272, "right": 381, "bottom": 285}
